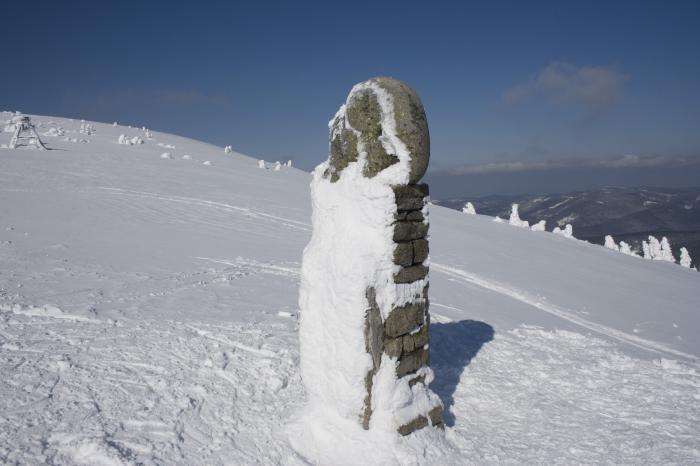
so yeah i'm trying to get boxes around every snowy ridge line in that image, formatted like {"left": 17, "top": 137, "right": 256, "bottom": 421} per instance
{"left": 430, "top": 262, "right": 697, "bottom": 361}
{"left": 97, "top": 187, "right": 312, "bottom": 232}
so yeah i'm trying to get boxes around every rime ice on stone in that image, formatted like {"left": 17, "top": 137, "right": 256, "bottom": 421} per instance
{"left": 299, "top": 77, "right": 443, "bottom": 437}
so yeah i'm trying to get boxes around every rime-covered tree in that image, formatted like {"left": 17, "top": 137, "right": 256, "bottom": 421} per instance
{"left": 619, "top": 241, "right": 636, "bottom": 256}
{"left": 648, "top": 236, "right": 662, "bottom": 260}
{"left": 530, "top": 220, "right": 546, "bottom": 231}
{"left": 462, "top": 202, "right": 476, "bottom": 215}
{"left": 604, "top": 235, "right": 619, "bottom": 251}
{"left": 679, "top": 247, "right": 693, "bottom": 268}
{"left": 509, "top": 204, "right": 529, "bottom": 228}
{"left": 660, "top": 237, "right": 675, "bottom": 262}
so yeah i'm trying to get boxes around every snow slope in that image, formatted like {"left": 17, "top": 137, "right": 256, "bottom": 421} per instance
{"left": 1, "top": 113, "right": 698, "bottom": 465}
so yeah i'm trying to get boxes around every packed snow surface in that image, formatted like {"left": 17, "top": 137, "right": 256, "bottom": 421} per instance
{"left": 1, "top": 113, "right": 698, "bottom": 465}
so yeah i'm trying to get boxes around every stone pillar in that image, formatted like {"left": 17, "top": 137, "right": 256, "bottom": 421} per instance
{"left": 299, "top": 76, "right": 442, "bottom": 438}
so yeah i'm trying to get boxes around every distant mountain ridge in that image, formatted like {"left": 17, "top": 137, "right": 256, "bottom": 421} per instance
{"left": 434, "top": 186, "right": 700, "bottom": 261}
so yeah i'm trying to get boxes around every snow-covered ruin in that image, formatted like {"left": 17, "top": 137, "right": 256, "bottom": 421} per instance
{"left": 7, "top": 115, "right": 46, "bottom": 149}
{"left": 298, "top": 77, "right": 443, "bottom": 440}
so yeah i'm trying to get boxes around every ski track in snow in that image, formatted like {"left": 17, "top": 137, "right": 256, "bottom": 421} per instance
{"left": 0, "top": 308, "right": 304, "bottom": 465}
{"left": 431, "top": 262, "right": 697, "bottom": 361}
{"left": 97, "top": 187, "right": 312, "bottom": 232}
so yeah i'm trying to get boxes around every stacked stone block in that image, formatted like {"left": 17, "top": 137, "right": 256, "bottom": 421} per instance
{"left": 320, "top": 76, "right": 443, "bottom": 436}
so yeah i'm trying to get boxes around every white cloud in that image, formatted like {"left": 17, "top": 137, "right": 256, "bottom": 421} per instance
{"left": 436, "top": 154, "right": 700, "bottom": 175}
{"left": 503, "top": 62, "right": 628, "bottom": 111}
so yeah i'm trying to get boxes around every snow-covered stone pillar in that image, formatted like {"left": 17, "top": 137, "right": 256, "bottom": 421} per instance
{"left": 299, "top": 77, "right": 443, "bottom": 437}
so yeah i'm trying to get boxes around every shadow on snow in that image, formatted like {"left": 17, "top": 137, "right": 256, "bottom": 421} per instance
{"left": 430, "top": 319, "right": 495, "bottom": 427}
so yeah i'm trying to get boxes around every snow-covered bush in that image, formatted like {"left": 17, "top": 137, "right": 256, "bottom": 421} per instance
{"left": 42, "top": 127, "right": 65, "bottom": 137}
{"left": 553, "top": 224, "right": 574, "bottom": 238}
{"left": 679, "top": 247, "right": 693, "bottom": 268}
{"left": 462, "top": 202, "right": 476, "bottom": 215}
{"left": 508, "top": 204, "right": 529, "bottom": 228}
{"left": 258, "top": 160, "right": 266, "bottom": 169}
{"left": 530, "top": 220, "right": 546, "bottom": 231}
{"left": 224, "top": 145, "right": 232, "bottom": 154}
{"left": 117, "top": 134, "right": 144, "bottom": 145}
{"left": 619, "top": 241, "right": 636, "bottom": 256}
{"left": 604, "top": 235, "right": 619, "bottom": 251}
{"left": 274, "top": 161, "right": 282, "bottom": 171}
{"left": 286, "top": 160, "right": 293, "bottom": 168}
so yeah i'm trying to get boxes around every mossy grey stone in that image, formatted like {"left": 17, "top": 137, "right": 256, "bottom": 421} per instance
{"left": 362, "top": 287, "right": 384, "bottom": 429}
{"left": 393, "top": 242, "right": 414, "bottom": 267}
{"left": 402, "top": 323, "right": 429, "bottom": 353}
{"left": 398, "top": 415, "right": 428, "bottom": 436}
{"left": 326, "top": 77, "right": 430, "bottom": 183}
{"left": 394, "top": 184, "right": 429, "bottom": 211}
{"left": 384, "top": 302, "right": 425, "bottom": 338}
{"left": 412, "top": 239, "right": 429, "bottom": 264}
{"left": 393, "top": 222, "right": 428, "bottom": 242}
{"left": 396, "top": 347, "right": 429, "bottom": 377}
{"left": 394, "top": 264, "right": 428, "bottom": 284}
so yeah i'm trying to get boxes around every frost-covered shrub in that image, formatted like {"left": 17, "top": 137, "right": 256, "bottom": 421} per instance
{"left": 79, "top": 123, "right": 94, "bottom": 135}
{"left": 679, "top": 247, "right": 693, "bottom": 268}
{"left": 118, "top": 134, "right": 144, "bottom": 145}
{"left": 286, "top": 160, "right": 293, "bottom": 167}
{"left": 604, "top": 235, "right": 619, "bottom": 251}
{"left": 258, "top": 160, "right": 266, "bottom": 169}
{"left": 509, "top": 204, "right": 529, "bottom": 228}
{"left": 274, "top": 161, "right": 282, "bottom": 171}
{"left": 553, "top": 224, "right": 574, "bottom": 238}
{"left": 462, "top": 202, "right": 476, "bottom": 215}
{"left": 530, "top": 220, "right": 546, "bottom": 231}
{"left": 224, "top": 145, "right": 232, "bottom": 154}
{"left": 642, "top": 240, "right": 652, "bottom": 259}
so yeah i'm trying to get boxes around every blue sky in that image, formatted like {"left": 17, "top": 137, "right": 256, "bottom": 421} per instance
{"left": 3, "top": 0, "right": 699, "bottom": 196}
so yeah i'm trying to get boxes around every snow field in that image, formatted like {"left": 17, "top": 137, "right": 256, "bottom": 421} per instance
{"left": 1, "top": 113, "right": 698, "bottom": 464}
